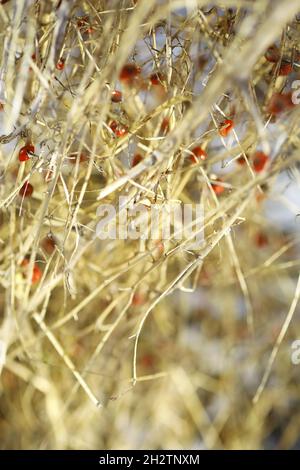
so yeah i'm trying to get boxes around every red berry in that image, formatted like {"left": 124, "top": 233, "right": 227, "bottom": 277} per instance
{"left": 252, "top": 151, "right": 269, "bottom": 172}
{"left": 278, "top": 62, "right": 293, "bottom": 76}
{"left": 119, "top": 63, "right": 141, "bottom": 83}
{"left": 19, "top": 144, "right": 34, "bottom": 162}
{"left": 132, "top": 153, "right": 143, "bottom": 167}
{"left": 41, "top": 234, "right": 56, "bottom": 254}
{"left": 265, "top": 45, "right": 280, "bottom": 63}
{"left": 21, "top": 258, "right": 42, "bottom": 284}
{"left": 219, "top": 119, "right": 234, "bottom": 137}
{"left": 77, "top": 17, "right": 88, "bottom": 27}
{"left": 150, "top": 72, "right": 164, "bottom": 85}
{"left": 109, "top": 120, "right": 117, "bottom": 132}
{"left": 211, "top": 180, "right": 225, "bottom": 195}
{"left": 160, "top": 118, "right": 169, "bottom": 134}
{"left": 111, "top": 90, "right": 122, "bottom": 103}
{"left": 255, "top": 232, "right": 269, "bottom": 248}
{"left": 237, "top": 155, "right": 247, "bottom": 165}
{"left": 77, "top": 16, "right": 93, "bottom": 34}
{"left": 21, "top": 258, "right": 29, "bottom": 268}
{"left": 132, "top": 292, "right": 144, "bottom": 306}
{"left": 32, "top": 265, "right": 42, "bottom": 283}
{"left": 69, "top": 152, "right": 88, "bottom": 164}
{"left": 198, "top": 56, "right": 208, "bottom": 69}
{"left": 267, "top": 92, "right": 294, "bottom": 115}
{"left": 116, "top": 127, "right": 128, "bottom": 137}
{"left": 56, "top": 59, "right": 65, "bottom": 70}
{"left": 109, "top": 120, "right": 128, "bottom": 137}
{"left": 190, "top": 146, "right": 207, "bottom": 163}
{"left": 29, "top": 54, "right": 37, "bottom": 71}
{"left": 19, "top": 181, "right": 34, "bottom": 198}
{"left": 141, "top": 354, "right": 155, "bottom": 368}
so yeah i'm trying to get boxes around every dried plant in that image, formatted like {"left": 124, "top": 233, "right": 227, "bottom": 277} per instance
{"left": 1, "top": 0, "right": 300, "bottom": 450}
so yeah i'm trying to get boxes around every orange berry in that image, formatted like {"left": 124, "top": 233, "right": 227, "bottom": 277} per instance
{"left": 211, "top": 180, "right": 225, "bottom": 195}
{"left": 32, "top": 265, "right": 42, "bottom": 283}
{"left": 150, "top": 72, "right": 164, "bottom": 85}
{"left": 56, "top": 58, "right": 65, "bottom": 70}
{"left": 21, "top": 258, "right": 42, "bottom": 284}
{"left": 21, "top": 258, "right": 29, "bottom": 268}
{"left": 219, "top": 119, "right": 234, "bottom": 137}
{"left": 190, "top": 146, "right": 207, "bottom": 163}
{"left": 132, "top": 292, "right": 144, "bottom": 306}
{"left": 252, "top": 152, "right": 269, "bottom": 172}
{"left": 119, "top": 63, "right": 141, "bottom": 83}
